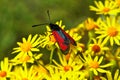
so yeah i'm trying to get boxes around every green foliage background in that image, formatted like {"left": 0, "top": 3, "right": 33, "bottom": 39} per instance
{"left": 0, "top": 0, "right": 93, "bottom": 60}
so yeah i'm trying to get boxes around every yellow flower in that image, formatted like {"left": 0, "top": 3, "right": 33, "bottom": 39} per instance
{"left": 0, "top": 57, "right": 12, "bottom": 80}
{"left": 33, "top": 65, "right": 50, "bottom": 80}
{"left": 12, "top": 34, "right": 40, "bottom": 59}
{"left": 45, "top": 65, "right": 61, "bottom": 80}
{"left": 52, "top": 52, "right": 83, "bottom": 72}
{"left": 39, "top": 20, "right": 67, "bottom": 63}
{"left": 10, "top": 53, "right": 43, "bottom": 66}
{"left": 86, "top": 38, "right": 109, "bottom": 56}
{"left": 13, "top": 64, "right": 37, "bottom": 80}
{"left": 105, "top": 47, "right": 120, "bottom": 67}
{"left": 39, "top": 20, "right": 82, "bottom": 55}
{"left": 93, "top": 75, "right": 108, "bottom": 80}
{"left": 106, "top": 69, "right": 120, "bottom": 80}
{"left": 39, "top": 27, "right": 56, "bottom": 50}
{"left": 95, "top": 17, "right": 120, "bottom": 46}
{"left": 67, "top": 28, "right": 82, "bottom": 42}
{"left": 89, "top": 0, "right": 120, "bottom": 15}
{"left": 39, "top": 20, "right": 65, "bottom": 50}
{"left": 115, "top": 47, "right": 120, "bottom": 62}
{"left": 84, "top": 55, "right": 112, "bottom": 75}
{"left": 115, "top": 0, "right": 120, "bottom": 7}
{"left": 47, "top": 65, "right": 87, "bottom": 80}
{"left": 84, "top": 18, "right": 99, "bottom": 31}
{"left": 46, "top": 51, "right": 91, "bottom": 80}
{"left": 65, "top": 29, "right": 83, "bottom": 54}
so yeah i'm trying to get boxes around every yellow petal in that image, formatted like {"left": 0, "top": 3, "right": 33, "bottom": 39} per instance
{"left": 31, "top": 34, "right": 38, "bottom": 44}
{"left": 98, "top": 56, "right": 103, "bottom": 64}
{"left": 114, "top": 69, "right": 119, "bottom": 80}
{"left": 27, "top": 34, "right": 32, "bottom": 42}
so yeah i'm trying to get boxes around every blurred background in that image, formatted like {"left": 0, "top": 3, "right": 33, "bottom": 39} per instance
{"left": 0, "top": 0, "right": 94, "bottom": 60}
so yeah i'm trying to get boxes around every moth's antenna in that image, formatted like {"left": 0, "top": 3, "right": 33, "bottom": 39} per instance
{"left": 47, "top": 10, "right": 51, "bottom": 23}
{"left": 32, "top": 23, "right": 49, "bottom": 27}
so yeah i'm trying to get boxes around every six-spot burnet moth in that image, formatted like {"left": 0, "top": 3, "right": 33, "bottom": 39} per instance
{"left": 32, "top": 10, "right": 77, "bottom": 55}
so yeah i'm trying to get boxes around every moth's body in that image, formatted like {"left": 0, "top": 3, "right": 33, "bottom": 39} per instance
{"left": 49, "top": 23, "right": 76, "bottom": 54}
{"left": 32, "top": 11, "right": 76, "bottom": 54}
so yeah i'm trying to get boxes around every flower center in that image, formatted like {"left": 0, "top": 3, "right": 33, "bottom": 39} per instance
{"left": 0, "top": 71, "right": 7, "bottom": 77}
{"left": 89, "top": 24, "right": 98, "bottom": 30}
{"left": 93, "top": 76, "right": 101, "bottom": 80}
{"left": 90, "top": 61, "right": 99, "bottom": 69}
{"left": 92, "top": 44, "right": 101, "bottom": 53}
{"left": 20, "top": 55, "right": 30, "bottom": 62}
{"left": 107, "top": 27, "right": 118, "bottom": 37}
{"left": 116, "top": 0, "right": 120, "bottom": 6}
{"left": 102, "top": 7, "right": 110, "bottom": 13}
{"left": 21, "top": 42, "right": 32, "bottom": 52}
{"left": 64, "top": 66, "right": 72, "bottom": 72}
{"left": 49, "top": 35, "right": 56, "bottom": 43}
{"left": 85, "top": 19, "right": 98, "bottom": 30}
{"left": 22, "top": 78, "right": 28, "bottom": 80}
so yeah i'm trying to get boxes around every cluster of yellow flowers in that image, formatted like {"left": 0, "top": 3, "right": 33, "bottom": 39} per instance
{"left": 1, "top": 0, "right": 120, "bottom": 80}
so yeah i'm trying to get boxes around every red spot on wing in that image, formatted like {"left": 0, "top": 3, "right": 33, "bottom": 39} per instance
{"left": 52, "top": 30, "right": 69, "bottom": 52}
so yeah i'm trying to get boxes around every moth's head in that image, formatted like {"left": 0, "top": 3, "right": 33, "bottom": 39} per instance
{"left": 49, "top": 23, "right": 60, "bottom": 30}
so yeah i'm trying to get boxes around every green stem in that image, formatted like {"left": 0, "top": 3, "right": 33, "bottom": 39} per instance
{"left": 89, "top": 71, "right": 94, "bottom": 80}
{"left": 49, "top": 47, "right": 55, "bottom": 64}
